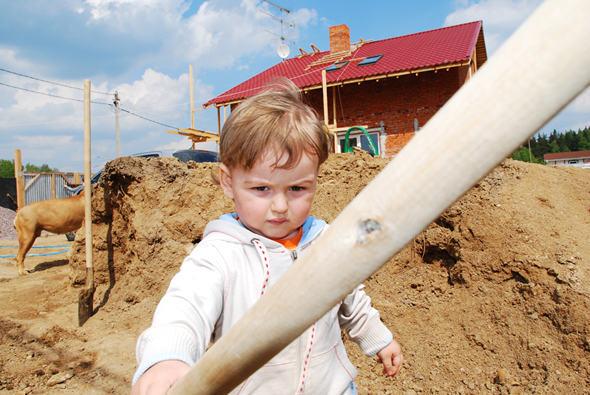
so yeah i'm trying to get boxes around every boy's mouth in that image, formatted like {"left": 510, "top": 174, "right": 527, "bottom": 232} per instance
{"left": 268, "top": 218, "right": 288, "bottom": 225}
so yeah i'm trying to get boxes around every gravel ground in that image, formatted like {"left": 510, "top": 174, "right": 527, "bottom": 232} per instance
{"left": 0, "top": 207, "right": 18, "bottom": 240}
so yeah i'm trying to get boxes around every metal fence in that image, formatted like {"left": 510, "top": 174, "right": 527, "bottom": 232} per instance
{"left": 23, "top": 172, "right": 84, "bottom": 205}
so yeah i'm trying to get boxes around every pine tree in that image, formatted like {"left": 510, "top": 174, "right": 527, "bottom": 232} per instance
{"left": 579, "top": 136, "right": 590, "bottom": 151}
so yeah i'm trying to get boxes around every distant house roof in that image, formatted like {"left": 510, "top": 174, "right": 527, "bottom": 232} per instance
{"left": 544, "top": 150, "right": 590, "bottom": 160}
{"left": 204, "top": 21, "right": 486, "bottom": 107}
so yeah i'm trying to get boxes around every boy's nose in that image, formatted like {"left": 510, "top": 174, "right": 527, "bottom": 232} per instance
{"left": 271, "top": 194, "right": 288, "bottom": 214}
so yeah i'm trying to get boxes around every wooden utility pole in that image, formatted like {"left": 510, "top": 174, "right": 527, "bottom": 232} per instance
{"left": 14, "top": 149, "right": 25, "bottom": 209}
{"left": 114, "top": 91, "right": 121, "bottom": 157}
{"left": 79, "top": 78, "right": 95, "bottom": 326}
{"left": 190, "top": 65, "right": 194, "bottom": 129}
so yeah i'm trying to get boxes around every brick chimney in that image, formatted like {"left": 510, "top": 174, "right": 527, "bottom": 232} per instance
{"left": 329, "top": 24, "right": 350, "bottom": 53}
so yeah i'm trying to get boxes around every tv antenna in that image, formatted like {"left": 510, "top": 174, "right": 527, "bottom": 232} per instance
{"left": 259, "top": 0, "right": 295, "bottom": 59}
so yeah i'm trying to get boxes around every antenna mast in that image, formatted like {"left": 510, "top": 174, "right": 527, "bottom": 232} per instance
{"left": 260, "top": 0, "right": 295, "bottom": 52}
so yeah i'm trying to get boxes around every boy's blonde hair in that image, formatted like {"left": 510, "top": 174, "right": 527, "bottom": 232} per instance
{"left": 219, "top": 78, "right": 330, "bottom": 171}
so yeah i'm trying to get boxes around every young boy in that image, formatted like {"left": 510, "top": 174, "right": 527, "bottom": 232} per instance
{"left": 130, "top": 80, "right": 403, "bottom": 395}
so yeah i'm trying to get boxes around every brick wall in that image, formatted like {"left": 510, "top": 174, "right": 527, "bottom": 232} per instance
{"left": 304, "top": 66, "right": 467, "bottom": 157}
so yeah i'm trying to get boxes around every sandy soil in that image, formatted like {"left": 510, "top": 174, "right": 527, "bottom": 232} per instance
{"left": 1, "top": 151, "right": 589, "bottom": 394}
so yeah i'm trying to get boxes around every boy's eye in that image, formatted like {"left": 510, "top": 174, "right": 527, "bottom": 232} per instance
{"left": 290, "top": 186, "right": 304, "bottom": 192}
{"left": 254, "top": 186, "right": 269, "bottom": 192}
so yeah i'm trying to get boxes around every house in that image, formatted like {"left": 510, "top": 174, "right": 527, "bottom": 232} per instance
{"left": 204, "top": 21, "right": 487, "bottom": 157}
{"left": 544, "top": 150, "right": 590, "bottom": 168}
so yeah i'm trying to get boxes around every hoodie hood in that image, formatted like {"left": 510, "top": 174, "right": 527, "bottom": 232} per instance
{"left": 204, "top": 213, "right": 326, "bottom": 249}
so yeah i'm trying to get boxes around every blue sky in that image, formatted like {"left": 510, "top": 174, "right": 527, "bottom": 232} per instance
{"left": 1, "top": 0, "right": 588, "bottom": 172}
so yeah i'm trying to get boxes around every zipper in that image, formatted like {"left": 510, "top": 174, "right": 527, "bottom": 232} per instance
{"left": 290, "top": 249, "right": 298, "bottom": 260}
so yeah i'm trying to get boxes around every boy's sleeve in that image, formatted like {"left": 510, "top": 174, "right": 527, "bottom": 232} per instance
{"left": 338, "top": 285, "right": 393, "bottom": 357}
{"left": 132, "top": 244, "right": 226, "bottom": 385}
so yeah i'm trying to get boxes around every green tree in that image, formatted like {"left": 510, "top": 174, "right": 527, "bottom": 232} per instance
{"left": 510, "top": 146, "right": 544, "bottom": 164}
{"left": 0, "top": 159, "right": 16, "bottom": 178}
{"left": 564, "top": 130, "right": 577, "bottom": 151}
{"left": 549, "top": 140, "right": 560, "bottom": 153}
{"left": 24, "top": 163, "right": 54, "bottom": 172}
{"left": 534, "top": 134, "right": 550, "bottom": 158}
{"left": 579, "top": 136, "right": 590, "bottom": 151}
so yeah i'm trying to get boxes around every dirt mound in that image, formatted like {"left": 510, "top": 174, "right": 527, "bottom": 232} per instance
{"left": 1, "top": 151, "right": 589, "bottom": 394}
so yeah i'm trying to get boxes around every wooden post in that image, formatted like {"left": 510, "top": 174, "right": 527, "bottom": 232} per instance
{"left": 84, "top": 79, "right": 93, "bottom": 293}
{"left": 322, "top": 70, "right": 328, "bottom": 126}
{"left": 51, "top": 173, "right": 56, "bottom": 199}
{"left": 332, "top": 86, "right": 337, "bottom": 129}
{"left": 114, "top": 92, "right": 121, "bottom": 157}
{"left": 217, "top": 107, "right": 221, "bottom": 135}
{"left": 190, "top": 65, "right": 194, "bottom": 130}
{"left": 14, "top": 149, "right": 25, "bottom": 209}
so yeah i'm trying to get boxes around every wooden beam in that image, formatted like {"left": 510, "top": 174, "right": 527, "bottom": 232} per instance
{"left": 167, "top": 128, "right": 220, "bottom": 141}
{"left": 14, "top": 149, "right": 24, "bottom": 209}
{"left": 322, "top": 70, "right": 328, "bottom": 126}
{"left": 332, "top": 86, "right": 337, "bottom": 129}
{"left": 190, "top": 65, "right": 194, "bottom": 129}
{"left": 24, "top": 174, "right": 39, "bottom": 191}
{"left": 217, "top": 107, "right": 221, "bottom": 135}
{"left": 51, "top": 173, "right": 55, "bottom": 199}
{"left": 328, "top": 124, "right": 368, "bottom": 133}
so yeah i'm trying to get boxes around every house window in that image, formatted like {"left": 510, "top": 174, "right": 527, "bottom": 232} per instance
{"left": 358, "top": 55, "right": 383, "bottom": 67}
{"left": 338, "top": 132, "right": 380, "bottom": 155}
{"left": 568, "top": 160, "right": 579, "bottom": 164}
{"left": 326, "top": 61, "right": 349, "bottom": 72}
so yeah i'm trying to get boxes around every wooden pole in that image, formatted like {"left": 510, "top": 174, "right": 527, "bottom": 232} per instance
{"left": 322, "top": 70, "right": 328, "bottom": 126}
{"left": 217, "top": 107, "right": 221, "bottom": 135}
{"left": 14, "top": 149, "right": 25, "bottom": 209}
{"left": 114, "top": 92, "right": 121, "bottom": 157}
{"left": 190, "top": 65, "right": 194, "bottom": 130}
{"left": 78, "top": 79, "right": 95, "bottom": 326}
{"left": 84, "top": 79, "right": 93, "bottom": 288}
{"left": 51, "top": 174, "right": 55, "bottom": 199}
{"left": 332, "top": 86, "right": 337, "bottom": 129}
{"left": 168, "top": 1, "right": 590, "bottom": 394}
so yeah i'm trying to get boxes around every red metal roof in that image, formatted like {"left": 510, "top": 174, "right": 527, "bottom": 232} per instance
{"left": 205, "top": 21, "right": 485, "bottom": 107}
{"left": 544, "top": 150, "right": 590, "bottom": 160}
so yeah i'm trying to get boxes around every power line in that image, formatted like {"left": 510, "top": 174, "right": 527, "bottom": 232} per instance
{"left": 0, "top": 81, "right": 112, "bottom": 106}
{"left": 0, "top": 67, "right": 111, "bottom": 96}
{"left": 0, "top": 81, "right": 180, "bottom": 129}
{"left": 119, "top": 108, "right": 179, "bottom": 130}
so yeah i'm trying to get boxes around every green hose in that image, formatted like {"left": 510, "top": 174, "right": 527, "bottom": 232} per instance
{"left": 343, "top": 126, "right": 379, "bottom": 156}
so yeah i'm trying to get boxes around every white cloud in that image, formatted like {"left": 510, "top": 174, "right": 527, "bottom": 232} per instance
{"left": 156, "top": 137, "right": 193, "bottom": 150}
{"left": 445, "top": 0, "right": 543, "bottom": 54}
{"left": 79, "top": 0, "right": 317, "bottom": 70}
{"left": 15, "top": 135, "right": 74, "bottom": 147}
{"left": 111, "top": 68, "right": 214, "bottom": 131}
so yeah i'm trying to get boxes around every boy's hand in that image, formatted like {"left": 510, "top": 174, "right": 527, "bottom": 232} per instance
{"left": 376, "top": 340, "right": 403, "bottom": 378}
{"left": 130, "top": 360, "right": 191, "bottom": 395}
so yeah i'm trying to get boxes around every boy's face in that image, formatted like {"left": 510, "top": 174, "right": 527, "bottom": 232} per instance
{"left": 219, "top": 150, "right": 320, "bottom": 240}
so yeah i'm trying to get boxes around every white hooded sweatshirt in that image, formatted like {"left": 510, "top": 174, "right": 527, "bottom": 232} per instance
{"left": 134, "top": 214, "right": 392, "bottom": 395}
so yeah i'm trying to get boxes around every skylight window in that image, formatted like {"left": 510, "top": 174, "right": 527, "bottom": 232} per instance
{"left": 326, "top": 61, "right": 349, "bottom": 72}
{"left": 358, "top": 55, "right": 383, "bottom": 67}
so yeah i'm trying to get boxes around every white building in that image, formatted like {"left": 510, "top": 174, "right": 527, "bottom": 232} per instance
{"left": 544, "top": 150, "right": 590, "bottom": 169}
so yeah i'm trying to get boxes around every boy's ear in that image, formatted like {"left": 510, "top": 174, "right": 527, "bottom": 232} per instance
{"left": 219, "top": 164, "right": 234, "bottom": 200}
